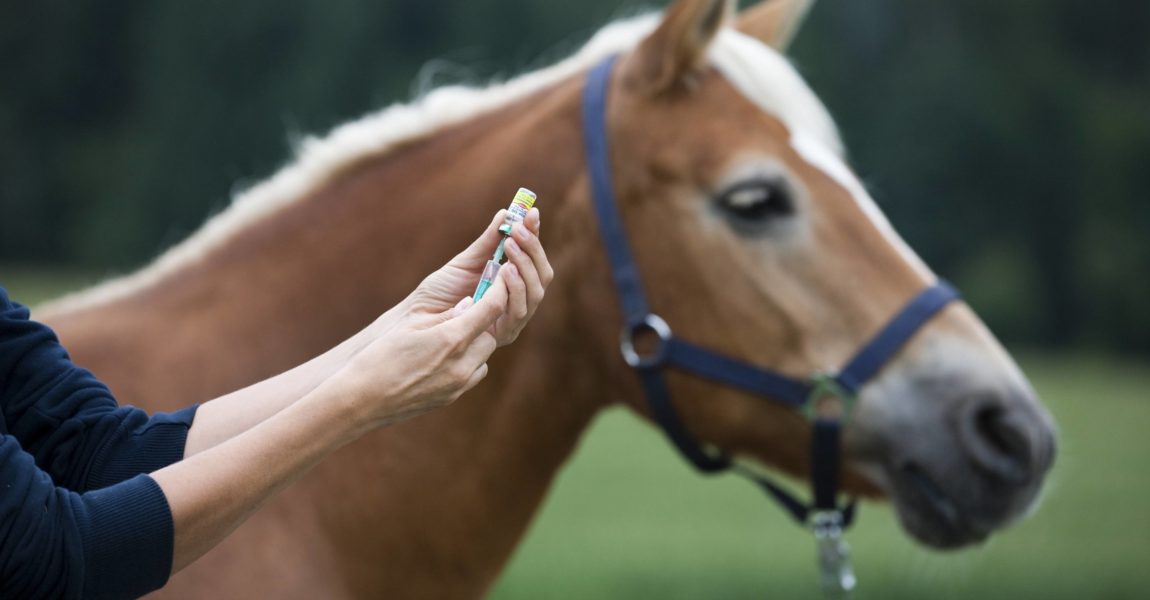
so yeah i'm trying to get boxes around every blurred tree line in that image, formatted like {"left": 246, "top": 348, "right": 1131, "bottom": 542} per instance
{"left": 1, "top": 0, "right": 1147, "bottom": 352}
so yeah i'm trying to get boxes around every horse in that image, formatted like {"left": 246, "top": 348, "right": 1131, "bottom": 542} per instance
{"left": 37, "top": 0, "right": 1057, "bottom": 597}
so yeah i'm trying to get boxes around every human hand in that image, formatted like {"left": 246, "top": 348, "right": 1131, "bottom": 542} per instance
{"left": 334, "top": 270, "right": 511, "bottom": 428}
{"left": 157, "top": 271, "right": 510, "bottom": 576}
{"left": 409, "top": 207, "right": 553, "bottom": 346}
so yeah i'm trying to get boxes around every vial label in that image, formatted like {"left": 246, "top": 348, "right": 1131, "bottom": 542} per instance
{"left": 501, "top": 188, "right": 536, "bottom": 233}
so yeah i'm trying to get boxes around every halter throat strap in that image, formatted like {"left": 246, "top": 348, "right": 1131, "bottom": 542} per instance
{"left": 579, "top": 55, "right": 959, "bottom": 525}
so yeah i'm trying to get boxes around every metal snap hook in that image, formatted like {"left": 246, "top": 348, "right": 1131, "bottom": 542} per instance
{"left": 619, "top": 314, "right": 672, "bottom": 368}
{"left": 810, "top": 510, "right": 857, "bottom": 597}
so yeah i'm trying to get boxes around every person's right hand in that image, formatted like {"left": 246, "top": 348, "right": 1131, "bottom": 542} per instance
{"left": 409, "top": 208, "right": 552, "bottom": 347}
{"left": 330, "top": 267, "right": 511, "bottom": 429}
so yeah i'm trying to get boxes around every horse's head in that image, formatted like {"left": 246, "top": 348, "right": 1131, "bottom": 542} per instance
{"left": 588, "top": 0, "right": 1056, "bottom": 549}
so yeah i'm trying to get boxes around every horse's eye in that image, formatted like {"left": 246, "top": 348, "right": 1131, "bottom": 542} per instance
{"left": 715, "top": 178, "right": 794, "bottom": 226}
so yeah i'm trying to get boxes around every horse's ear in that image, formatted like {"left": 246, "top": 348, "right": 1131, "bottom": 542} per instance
{"left": 624, "top": 0, "right": 734, "bottom": 95}
{"left": 736, "top": 0, "right": 815, "bottom": 51}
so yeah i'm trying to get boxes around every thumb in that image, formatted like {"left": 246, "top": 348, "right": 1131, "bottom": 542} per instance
{"left": 443, "top": 270, "right": 508, "bottom": 339}
{"left": 449, "top": 296, "right": 474, "bottom": 318}
{"left": 452, "top": 210, "right": 506, "bottom": 266}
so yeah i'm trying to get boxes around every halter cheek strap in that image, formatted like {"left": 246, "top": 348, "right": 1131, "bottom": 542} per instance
{"left": 580, "top": 54, "right": 959, "bottom": 594}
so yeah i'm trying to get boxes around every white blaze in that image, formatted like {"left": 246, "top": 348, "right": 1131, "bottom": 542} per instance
{"left": 710, "top": 29, "right": 933, "bottom": 281}
{"left": 789, "top": 130, "right": 934, "bottom": 280}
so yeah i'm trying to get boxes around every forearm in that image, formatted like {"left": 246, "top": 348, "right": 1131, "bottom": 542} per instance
{"left": 181, "top": 317, "right": 383, "bottom": 457}
{"left": 152, "top": 372, "right": 371, "bottom": 574}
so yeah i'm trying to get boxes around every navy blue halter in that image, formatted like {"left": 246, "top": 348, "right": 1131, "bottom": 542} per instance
{"left": 580, "top": 54, "right": 960, "bottom": 527}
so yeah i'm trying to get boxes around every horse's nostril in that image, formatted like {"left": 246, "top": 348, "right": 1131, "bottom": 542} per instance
{"left": 959, "top": 400, "right": 1035, "bottom": 485}
{"left": 976, "top": 407, "right": 1024, "bottom": 458}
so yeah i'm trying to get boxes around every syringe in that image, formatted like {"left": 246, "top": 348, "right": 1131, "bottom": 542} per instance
{"left": 473, "top": 188, "right": 537, "bottom": 301}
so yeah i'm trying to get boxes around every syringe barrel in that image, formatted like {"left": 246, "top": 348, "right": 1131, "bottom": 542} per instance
{"left": 473, "top": 259, "right": 503, "bottom": 301}
{"left": 480, "top": 260, "right": 501, "bottom": 284}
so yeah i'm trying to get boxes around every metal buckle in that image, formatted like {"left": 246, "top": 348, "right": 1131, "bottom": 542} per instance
{"left": 810, "top": 510, "right": 857, "bottom": 597}
{"left": 619, "top": 314, "right": 672, "bottom": 368}
{"left": 804, "top": 372, "right": 856, "bottom": 422}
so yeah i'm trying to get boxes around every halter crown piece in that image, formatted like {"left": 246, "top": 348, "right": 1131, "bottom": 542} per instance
{"left": 580, "top": 55, "right": 960, "bottom": 598}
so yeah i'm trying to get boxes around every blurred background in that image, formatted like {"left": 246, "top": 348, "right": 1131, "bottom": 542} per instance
{"left": 1, "top": 0, "right": 1146, "bottom": 598}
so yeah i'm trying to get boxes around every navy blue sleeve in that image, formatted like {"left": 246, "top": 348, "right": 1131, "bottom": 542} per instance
{"left": 0, "top": 287, "right": 197, "bottom": 491}
{"left": 0, "top": 434, "right": 175, "bottom": 599}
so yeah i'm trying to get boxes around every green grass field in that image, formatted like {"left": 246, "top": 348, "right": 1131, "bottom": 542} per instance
{"left": 488, "top": 353, "right": 1149, "bottom": 600}
{"left": 4, "top": 269, "right": 1148, "bottom": 599}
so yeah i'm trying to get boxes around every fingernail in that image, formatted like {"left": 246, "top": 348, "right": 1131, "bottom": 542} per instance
{"left": 506, "top": 263, "right": 521, "bottom": 280}
{"left": 506, "top": 239, "right": 520, "bottom": 255}
{"left": 451, "top": 296, "right": 474, "bottom": 317}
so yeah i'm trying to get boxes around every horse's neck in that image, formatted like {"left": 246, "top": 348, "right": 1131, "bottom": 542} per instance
{"left": 44, "top": 76, "right": 624, "bottom": 596}
{"left": 45, "top": 76, "right": 600, "bottom": 404}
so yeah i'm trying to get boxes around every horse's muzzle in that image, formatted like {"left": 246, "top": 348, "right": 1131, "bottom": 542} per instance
{"left": 881, "top": 386, "right": 1057, "bottom": 549}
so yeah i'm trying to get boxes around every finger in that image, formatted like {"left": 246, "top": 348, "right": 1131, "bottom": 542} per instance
{"left": 462, "top": 330, "right": 499, "bottom": 366}
{"left": 525, "top": 207, "right": 541, "bottom": 237}
{"left": 432, "top": 295, "right": 472, "bottom": 326}
{"left": 455, "top": 362, "right": 490, "bottom": 397}
{"left": 449, "top": 296, "right": 474, "bottom": 318}
{"left": 452, "top": 210, "right": 507, "bottom": 268}
{"left": 504, "top": 239, "right": 544, "bottom": 311}
{"left": 443, "top": 269, "right": 508, "bottom": 339}
{"left": 500, "top": 263, "right": 528, "bottom": 342}
{"left": 510, "top": 223, "right": 554, "bottom": 287}
{"left": 455, "top": 331, "right": 497, "bottom": 395}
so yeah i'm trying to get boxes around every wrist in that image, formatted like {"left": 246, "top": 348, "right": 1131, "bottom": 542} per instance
{"left": 363, "top": 298, "right": 414, "bottom": 340}
{"left": 301, "top": 364, "right": 380, "bottom": 439}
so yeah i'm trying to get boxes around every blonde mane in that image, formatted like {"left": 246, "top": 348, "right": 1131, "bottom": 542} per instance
{"left": 43, "top": 13, "right": 841, "bottom": 314}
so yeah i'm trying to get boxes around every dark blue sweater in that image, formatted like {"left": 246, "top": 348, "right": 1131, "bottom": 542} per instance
{"left": 0, "top": 287, "right": 197, "bottom": 599}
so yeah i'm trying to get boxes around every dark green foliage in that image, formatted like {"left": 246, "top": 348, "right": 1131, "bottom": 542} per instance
{"left": 0, "top": 0, "right": 1146, "bottom": 350}
{"left": 793, "top": 1, "right": 1150, "bottom": 351}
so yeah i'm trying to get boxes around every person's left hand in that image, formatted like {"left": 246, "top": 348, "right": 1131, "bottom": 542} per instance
{"left": 409, "top": 207, "right": 552, "bottom": 346}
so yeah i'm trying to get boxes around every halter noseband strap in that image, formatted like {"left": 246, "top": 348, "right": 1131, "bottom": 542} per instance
{"left": 580, "top": 54, "right": 958, "bottom": 591}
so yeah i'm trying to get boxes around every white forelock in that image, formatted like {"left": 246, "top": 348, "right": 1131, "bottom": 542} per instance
{"left": 709, "top": 28, "right": 843, "bottom": 156}
{"left": 43, "top": 12, "right": 844, "bottom": 314}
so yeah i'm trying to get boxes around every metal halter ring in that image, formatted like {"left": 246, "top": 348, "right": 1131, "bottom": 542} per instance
{"left": 620, "top": 314, "right": 673, "bottom": 368}
{"left": 804, "top": 372, "right": 857, "bottom": 422}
